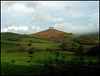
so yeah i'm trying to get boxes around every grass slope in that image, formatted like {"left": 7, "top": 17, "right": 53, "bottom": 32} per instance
{"left": 1, "top": 32, "right": 61, "bottom": 52}
{"left": 1, "top": 44, "right": 17, "bottom": 52}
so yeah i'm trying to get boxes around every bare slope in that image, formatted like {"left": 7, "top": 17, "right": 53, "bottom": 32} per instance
{"left": 29, "top": 29, "right": 67, "bottom": 39}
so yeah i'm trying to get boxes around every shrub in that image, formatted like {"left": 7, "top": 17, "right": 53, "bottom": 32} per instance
{"left": 43, "top": 51, "right": 99, "bottom": 75}
{"left": 86, "top": 43, "right": 99, "bottom": 56}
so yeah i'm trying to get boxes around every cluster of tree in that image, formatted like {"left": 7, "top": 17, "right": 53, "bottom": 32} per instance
{"left": 60, "top": 38, "right": 74, "bottom": 51}
{"left": 51, "top": 34, "right": 99, "bottom": 45}
{"left": 73, "top": 34, "right": 99, "bottom": 45}
{"left": 60, "top": 34, "right": 99, "bottom": 55}
{"left": 60, "top": 41, "right": 90, "bottom": 53}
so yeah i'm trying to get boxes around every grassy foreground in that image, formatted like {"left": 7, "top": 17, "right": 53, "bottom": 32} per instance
{"left": 1, "top": 51, "right": 74, "bottom": 65}
{"left": 1, "top": 51, "right": 99, "bottom": 75}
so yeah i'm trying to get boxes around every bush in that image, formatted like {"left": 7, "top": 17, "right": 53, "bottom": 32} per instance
{"left": 86, "top": 43, "right": 99, "bottom": 56}
{"left": 43, "top": 51, "right": 99, "bottom": 75}
{"left": 60, "top": 38, "right": 73, "bottom": 51}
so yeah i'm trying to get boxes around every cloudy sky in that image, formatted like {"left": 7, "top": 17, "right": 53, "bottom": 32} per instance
{"left": 1, "top": 1, "right": 99, "bottom": 34}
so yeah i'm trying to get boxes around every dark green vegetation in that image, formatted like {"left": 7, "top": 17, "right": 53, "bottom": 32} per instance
{"left": 1, "top": 51, "right": 99, "bottom": 75}
{"left": 1, "top": 32, "right": 99, "bottom": 75}
{"left": 1, "top": 44, "right": 17, "bottom": 52}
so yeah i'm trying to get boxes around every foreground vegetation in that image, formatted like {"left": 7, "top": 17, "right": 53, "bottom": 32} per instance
{"left": 1, "top": 32, "right": 99, "bottom": 75}
{"left": 1, "top": 51, "right": 99, "bottom": 75}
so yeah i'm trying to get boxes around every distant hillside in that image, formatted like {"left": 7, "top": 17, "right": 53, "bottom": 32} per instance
{"left": 1, "top": 32, "right": 42, "bottom": 41}
{"left": 1, "top": 32, "right": 22, "bottom": 41}
{"left": 29, "top": 29, "right": 71, "bottom": 40}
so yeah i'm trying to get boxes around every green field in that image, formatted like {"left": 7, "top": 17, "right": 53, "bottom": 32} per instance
{"left": 1, "top": 51, "right": 98, "bottom": 64}
{"left": 94, "top": 39, "right": 99, "bottom": 43}
{"left": 1, "top": 51, "right": 75, "bottom": 75}
{"left": 1, "top": 51, "right": 99, "bottom": 75}
{"left": 1, "top": 32, "right": 61, "bottom": 52}
{"left": 1, "top": 44, "right": 17, "bottom": 52}
{"left": 1, "top": 42, "right": 61, "bottom": 52}
{"left": 18, "top": 38, "right": 54, "bottom": 43}
{"left": 1, "top": 51, "right": 73, "bottom": 65}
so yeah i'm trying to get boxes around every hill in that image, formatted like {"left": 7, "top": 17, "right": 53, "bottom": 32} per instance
{"left": 1, "top": 32, "right": 23, "bottom": 41}
{"left": 1, "top": 32, "right": 60, "bottom": 53}
{"left": 29, "top": 29, "right": 72, "bottom": 40}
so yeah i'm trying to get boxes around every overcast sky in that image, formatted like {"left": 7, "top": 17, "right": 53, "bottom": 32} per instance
{"left": 1, "top": 1, "right": 99, "bottom": 34}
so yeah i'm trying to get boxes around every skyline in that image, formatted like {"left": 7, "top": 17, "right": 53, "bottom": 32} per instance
{"left": 1, "top": 1, "right": 99, "bottom": 34}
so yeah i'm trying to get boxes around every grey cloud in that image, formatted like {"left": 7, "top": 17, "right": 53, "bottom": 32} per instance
{"left": 2, "top": 1, "right": 18, "bottom": 9}
{"left": 30, "top": 13, "right": 64, "bottom": 24}
{"left": 23, "top": 2, "right": 39, "bottom": 8}
{"left": 53, "top": 22, "right": 99, "bottom": 34}
{"left": 2, "top": 1, "right": 39, "bottom": 9}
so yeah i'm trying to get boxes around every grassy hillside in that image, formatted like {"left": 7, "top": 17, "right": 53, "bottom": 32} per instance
{"left": 1, "top": 32, "right": 99, "bottom": 75}
{"left": 18, "top": 38, "right": 54, "bottom": 43}
{"left": 1, "top": 32, "right": 61, "bottom": 53}
{"left": 1, "top": 32, "right": 99, "bottom": 53}
{"left": 1, "top": 32, "right": 23, "bottom": 41}
{"left": 1, "top": 44, "right": 17, "bottom": 52}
